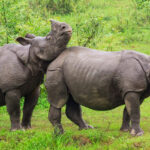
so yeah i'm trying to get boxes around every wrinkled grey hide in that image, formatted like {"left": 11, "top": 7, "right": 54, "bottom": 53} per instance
{"left": 45, "top": 47, "right": 150, "bottom": 136}
{"left": 0, "top": 20, "right": 72, "bottom": 131}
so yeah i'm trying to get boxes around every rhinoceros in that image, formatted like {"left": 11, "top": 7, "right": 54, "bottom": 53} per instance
{"left": 45, "top": 47, "right": 150, "bottom": 136}
{"left": 0, "top": 20, "right": 72, "bottom": 131}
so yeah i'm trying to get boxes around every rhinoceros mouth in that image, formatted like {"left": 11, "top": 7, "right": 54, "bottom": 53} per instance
{"left": 67, "top": 30, "right": 72, "bottom": 34}
{"left": 61, "top": 30, "right": 72, "bottom": 36}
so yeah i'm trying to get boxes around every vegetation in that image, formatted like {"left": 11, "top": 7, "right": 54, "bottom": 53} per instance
{"left": 0, "top": 0, "right": 150, "bottom": 149}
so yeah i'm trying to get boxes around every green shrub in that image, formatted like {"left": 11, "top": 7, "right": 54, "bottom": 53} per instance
{"left": 29, "top": 0, "right": 78, "bottom": 14}
{"left": 133, "top": 0, "right": 150, "bottom": 22}
{"left": 134, "top": 0, "right": 150, "bottom": 9}
{"left": 75, "top": 16, "right": 104, "bottom": 48}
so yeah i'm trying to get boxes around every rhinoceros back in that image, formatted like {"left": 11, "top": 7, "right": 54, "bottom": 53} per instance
{"left": 62, "top": 47, "right": 123, "bottom": 110}
{"left": 0, "top": 44, "right": 30, "bottom": 92}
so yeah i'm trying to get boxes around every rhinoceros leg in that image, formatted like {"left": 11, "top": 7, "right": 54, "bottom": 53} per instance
{"left": 120, "top": 107, "right": 130, "bottom": 132}
{"left": 124, "top": 92, "right": 143, "bottom": 136}
{"left": 21, "top": 86, "right": 40, "bottom": 129}
{"left": 120, "top": 98, "right": 144, "bottom": 132}
{"left": 5, "top": 90, "right": 21, "bottom": 131}
{"left": 65, "top": 95, "right": 93, "bottom": 130}
{"left": 48, "top": 105, "right": 64, "bottom": 134}
{"left": 46, "top": 70, "right": 68, "bottom": 134}
{"left": 0, "top": 90, "right": 5, "bottom": 106}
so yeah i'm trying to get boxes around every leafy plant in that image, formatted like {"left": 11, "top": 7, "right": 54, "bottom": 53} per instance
{"left": 76, "top": 16, "right": 104, "bottom": 48}
{"left": 29, "top": 0, "right": 78, "bottom": 14}
{"left": 134, "top": 0, "right": 150, "bottom": 9}
{"left": 0, "top": 0, "right": 9, "bottom": 44}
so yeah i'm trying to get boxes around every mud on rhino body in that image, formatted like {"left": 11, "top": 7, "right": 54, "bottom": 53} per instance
{"left": 45, "top": 47, "right": 150, "bottom": 136}
{"left": 0, "top": 20, "right": 72, "bottom": 131}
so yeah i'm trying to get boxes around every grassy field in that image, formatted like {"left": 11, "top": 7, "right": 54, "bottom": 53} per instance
{"left": 1, "top": 0, "right": 150, "bottom": 149}
{"left": 1, "top": 99, "right": 150, "bottom": 150}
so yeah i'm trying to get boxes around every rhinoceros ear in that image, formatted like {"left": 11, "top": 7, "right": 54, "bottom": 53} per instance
{"left": 25, "top": 33, "right": 36, "bottom": 39}
{"left": 50, "top": 19, "right": 58, "bottom": 31}
{"left": 16, "top": 37, "right": 33, "bottom": 46}
{"left": 50, "top": 19, "right": 57, "bottom": 25}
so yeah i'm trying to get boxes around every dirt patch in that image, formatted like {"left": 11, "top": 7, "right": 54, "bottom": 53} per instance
{"left": 72, "top": 135, "right": 92, "bottom": 146}
{"left": 103, "top": 140, "right": 112, "bottom": 145}
{"left": 142, "top": 117, "right": 149, "bottom": 121}
{"left": 64, "top": 123, "right": 73, "bottom": 127}
{"left": 0, "top": 136, "right": 6, "bottom": 141}
{"left": 133, "top": 142, "right": 143, "bottom": 148}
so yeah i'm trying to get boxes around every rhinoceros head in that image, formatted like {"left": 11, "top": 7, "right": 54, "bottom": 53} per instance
{"left": 16, "top": 20, "right": 72, "bottom": 62}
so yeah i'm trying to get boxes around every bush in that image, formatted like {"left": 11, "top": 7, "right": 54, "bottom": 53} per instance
{"left": 135, "top": 0, "right": 150, "bottom": 9}
{"left": 29, "top": 0, "right": 78, "bottom": 14}
{"left": 75, "top": 16, "right": 104, "bottom": 48}
{"left": 133, "top": 0, "right": 150, "bottom": 21}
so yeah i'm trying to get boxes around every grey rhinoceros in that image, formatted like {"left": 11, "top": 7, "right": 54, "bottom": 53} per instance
{"left": 0, "top": 20, "right": 72, "bottom": 131}
{"left": 45, "top": 47, "right": 150, "bottom": 136}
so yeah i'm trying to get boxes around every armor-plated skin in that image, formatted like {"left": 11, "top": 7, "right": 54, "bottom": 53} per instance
{"left": 0, "top": 20, "right": 72, "bottom": 131}
{"left": 45, "top": 47, "right": 150, "bottom": 136}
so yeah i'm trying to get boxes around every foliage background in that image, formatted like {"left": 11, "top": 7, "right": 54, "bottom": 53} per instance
{"left": 0, "top": 0, "right": 150, "bottom": 149}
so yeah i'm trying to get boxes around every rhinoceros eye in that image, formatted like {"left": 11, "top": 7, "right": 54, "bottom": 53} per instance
{"left": 61, "top": 26, "right": 66, "bottom": 30}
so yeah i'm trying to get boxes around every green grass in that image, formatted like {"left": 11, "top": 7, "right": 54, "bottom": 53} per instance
{"left": 1, "top": 0, "right": 150, "bottom": 53}
{"left": 1, "top": 98, "right": 150, "bottom": 150}
{"left": 1, "top": 0, "right": 150, "bottom": 149}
